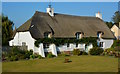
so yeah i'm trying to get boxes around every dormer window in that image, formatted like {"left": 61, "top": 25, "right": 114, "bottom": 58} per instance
{"left": 75, "top": 32, "right": 84, "bottom": 39}
{"left": 44, "top": 32, "right": 52, "bottom": 38}
{"left": 97, "top": 31, "right": 104, "bottom": 38}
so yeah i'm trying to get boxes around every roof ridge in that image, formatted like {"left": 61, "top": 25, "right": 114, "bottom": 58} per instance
{"left": 35, "top": 11, "right": 99, "bottom": 19}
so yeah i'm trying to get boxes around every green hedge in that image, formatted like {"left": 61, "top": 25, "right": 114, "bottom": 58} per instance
{"left": 89, "top": 47, "right": 103, "bottom": 55}
{"left": 73, "top": 49, "right": 81, "bottom": 56}
{"left": 35, "top": 37, "right": 97, "bottom": 47}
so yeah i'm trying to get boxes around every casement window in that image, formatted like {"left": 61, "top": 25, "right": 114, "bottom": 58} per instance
{"left": 75, "top": 32, "right": 84, "bottom": 39}
{"left": 22, "top": 42, "right": 26, "bottom": 46}
{"left": 76, "top": 43, "right": 78, "bottom": 47}
{"left": 12, "top": 42, "right": 14, "bottom": 46}
{"left": 44, "top": 33, "right": 49, "bottom": 38}
{"left": 67, "top": 43, "right": 69, "bottom": 47}
{"left": 76, "top": 33, "right": 80, "bottom": 39}
{"left": 97, "top": 31, "right": 104, "bottom": 38}
{"left": 44, "top": 32, "right": 52, "bottom": 38}
{"left": 99, "top": 42, "right": 104, "bottom": 47}
{"left": 43, "top": 43, "right": 49, "bottom": 48}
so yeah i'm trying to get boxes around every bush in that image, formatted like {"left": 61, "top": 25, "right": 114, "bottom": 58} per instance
{"left": 38, "top": 55, "right": 43, "bottom": 59}
{"left": 73, "top": 49, "right": 82, "bottom": 56}
{"left": 82, "top": 51, "right": 88, "bottom": 55}
{"left": 105, "top": 48, "right": 114, "bottom": 52}
{"left": 103, "top": 48, "right": 117, "bottom": 56}
{"left": 9, "top": 55, "right": 18, "bottom": 61}
{"left": 33, "top": 53, "right": 39, "bottom": 58}
{"left": 47, "top": 53, "right": 55, "bottom": 58}
{"left": 89, "top": 47, "right": 103, "bottom": 55}
{"left": 30, "top": 54, "right": 35, "bottom": 59}
{"left": 7, "top": 47, "right": 33, "bottom": 61}
{"left": 24, "top": 53, "right": 30, "bottom": 59}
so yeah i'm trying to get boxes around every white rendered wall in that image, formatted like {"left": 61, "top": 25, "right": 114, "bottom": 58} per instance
{"left": 97, "top": 38, "right": 113, "bottom": 49}
{"left": 9, "top": 31, "right": 35, "bottom": 51}
{"left": 44, "top": 43, "right": 86, "bottom": 52}
{"left": 49, "top": 44, "right": 57, "bottom": 56}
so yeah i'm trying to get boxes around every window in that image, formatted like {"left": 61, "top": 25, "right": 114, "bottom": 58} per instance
{"left": 76, "top": 33, "right": 79, "bottom": 39}
{"left": 75, "top": 32, "right": 84, "bottom": 39}
{"left": 44, "top": 33, "right": 49, "bottom": 38}
{"left": 12, "top": 42, "right": 14, "bottom": 46}
{"left": 67, "top": 43, "right": 69, "bottom": 47}
{"left": 44, "top": 32, "right": 52, "bottom": 38}
{"left": 43, "top": 43, "right": 49, "bottom": 49}
{"left": 99, "top": 42, "right": 104, "bottom": 47}
{"left": 76, "top": 43, "right": 78, "bottom": 47}
{"left": 22, "top": 42, "right": 26, "bottom": 46}
{"left": 97, "top": 31, "right": 104, "bottom": 38}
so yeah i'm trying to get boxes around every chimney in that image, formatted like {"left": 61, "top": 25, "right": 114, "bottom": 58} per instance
{"left": 46, "top": 5, "right": 54, "bottom": 16}
{"left": 96, "top": 11, "right": 102, "bottom": 19}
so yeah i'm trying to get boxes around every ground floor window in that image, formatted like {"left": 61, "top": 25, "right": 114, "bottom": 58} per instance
{"left": 12, "top": 42, "right": 14, "bottom": 46}
{"left": 76, "top": 43, "right": 78, "bottom": 47}
{"left": 67, "top": 43, "right": 69, "bottom": 47}
{"left": 43, "top": 43, "right": 49, "bottom": 49}
{"left": 22, "top": 42, "right": 26, "bottom": 46}
{"left": 99, "top": 42, "right": 104, "bottom": 47}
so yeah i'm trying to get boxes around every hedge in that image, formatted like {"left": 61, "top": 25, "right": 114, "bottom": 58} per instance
{"left": 35, "top": 37, "right": 97, "bottom": 47}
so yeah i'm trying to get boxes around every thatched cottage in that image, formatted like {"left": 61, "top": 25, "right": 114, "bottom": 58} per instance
{"left": 9, "top": 5, "right": 114, "bottom": 57}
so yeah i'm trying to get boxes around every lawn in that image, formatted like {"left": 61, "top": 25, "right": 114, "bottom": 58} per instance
{"left": 2, "top": 55, "right": 118, "bottom": 72}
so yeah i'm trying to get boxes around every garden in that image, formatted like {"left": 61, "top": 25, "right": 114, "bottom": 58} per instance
{"left": 2, "top": 40, "right": 120, "bottom": 72}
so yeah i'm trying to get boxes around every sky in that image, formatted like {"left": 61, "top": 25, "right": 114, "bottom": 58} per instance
{"left": 2, "top": 2, "right": 118, "bottom": 28}
{"left": 1, "top": 0, "right": 120, "bottom": 2}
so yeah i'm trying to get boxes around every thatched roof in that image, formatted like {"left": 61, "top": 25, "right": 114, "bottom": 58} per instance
{"left": 16, "top": 11, "right": 114, "bottom": 39}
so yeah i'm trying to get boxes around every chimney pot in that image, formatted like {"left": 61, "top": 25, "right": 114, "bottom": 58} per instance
{"left": 96, "top": 11, "right": 102, "bottom": 19}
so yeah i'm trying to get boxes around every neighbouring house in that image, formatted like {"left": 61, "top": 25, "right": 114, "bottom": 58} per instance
{"left": 111, "top": 22, "right": 120, "bottom": 40}
{"left": 9, "top": 5, "right": 114, "bottom": 57}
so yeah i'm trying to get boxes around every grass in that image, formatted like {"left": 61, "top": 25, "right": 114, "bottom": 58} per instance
{"left": 2, "top": 55, "right": 118, "bottom": 72}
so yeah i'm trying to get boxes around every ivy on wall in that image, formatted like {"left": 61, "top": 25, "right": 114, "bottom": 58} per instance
{"left": 34, "top": 37, "right": 98, "bottom": 47}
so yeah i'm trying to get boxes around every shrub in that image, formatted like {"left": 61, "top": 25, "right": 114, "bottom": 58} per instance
{"left": 2, "top": 47, "right": 34, "bottom": 61}
{"left": 17, "top": 54, "right": 25, "bottom": 59}
{"left": 34, "top": 53, "right": 39, "bottom": 58}
{"left": 9, "top": 55, "right": 18, "bottom": 61}
{"left": 103, "top": 48, "right": 117, "bottom": 56}
{"left": 24, "top": 53, "right": 30, "bottom": 59}
{"left": 89, "top": 47, "right": 103, "bottom": 55}
{"left": 47, "top": 53, "right": 55, "bottom": 58}
{"left": 82, "top": 51, "right": 88, "bottom": 55}
{"left": 38, "top": 55, "right": 43, "bottom": 59}
{"left": 105, "top": 48, "right": 114, "bottom": 52}
{"left": 29, "top": 50, "right": 33, "bottom": 55}
{"left": 73, "top": 49, "right": 82, "bottom": 56}
{"left": 30, "top": 54, "right": 35, "bottom": 59}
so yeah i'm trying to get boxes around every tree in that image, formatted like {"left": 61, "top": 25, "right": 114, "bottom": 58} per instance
{"left": 2, "top": 15, "right": 14, "bottom": 46}
{"left": 0, "top": 15, "right": 1, "bottom": 47}
{"left": 105, "top": 22, "right": 113, "bottom": 29}
{"left": 112, "top": 11, "right": 120, "bottom": 26}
